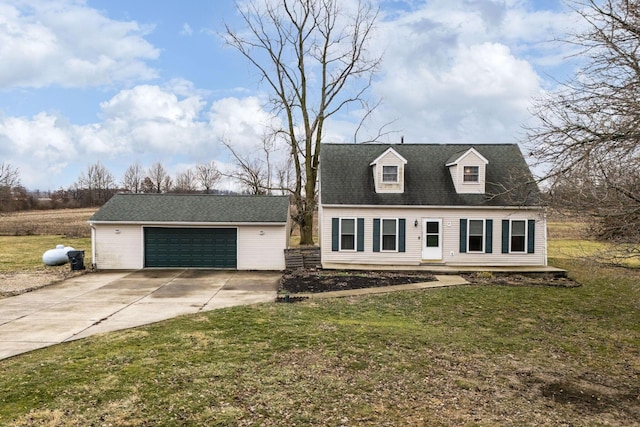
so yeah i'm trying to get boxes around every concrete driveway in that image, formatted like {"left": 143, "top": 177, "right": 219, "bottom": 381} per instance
{"left": 0, "top": 269, "right": 280, "bottom": 360}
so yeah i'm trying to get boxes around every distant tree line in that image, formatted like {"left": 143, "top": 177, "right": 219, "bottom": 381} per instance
{"left": 0, "top": 159, "right": 258, "bottom": 212}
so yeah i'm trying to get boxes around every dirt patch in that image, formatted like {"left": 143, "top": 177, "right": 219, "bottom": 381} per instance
{"left": 280, "top": 269, "right": 436, "bottom": 294}
{"left": 526, "top": 372, "right": 640, "bottom": 417}
{"left": 463, "top": 272, "right": 581, "bottom": 288}
{"left": 0, "top": 267, "right": 85, "bottom": 297}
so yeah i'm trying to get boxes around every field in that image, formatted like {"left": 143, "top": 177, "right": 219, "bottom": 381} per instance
{"left": 0, "top": 208, "right": 95, "bottom": 238}
{"left": 0, "top": 209, "right": 95, "bottom": 294}
{"left": 0, "top": 209, "right": 638, "bottom": 425}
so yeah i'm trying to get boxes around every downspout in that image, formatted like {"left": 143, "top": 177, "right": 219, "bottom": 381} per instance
{"left": 90, "top": 224, "right": 97, "bottom": 269}
{"left": 543, "top": 210, "right": 548, "bottom": 267}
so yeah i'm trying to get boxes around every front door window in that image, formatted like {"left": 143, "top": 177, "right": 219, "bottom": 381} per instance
{"left": 422, "top": 219, "right": 442, "bottom": 260}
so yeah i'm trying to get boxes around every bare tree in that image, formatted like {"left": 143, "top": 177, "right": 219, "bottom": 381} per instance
{"left": 0, "top": 162, "right": 21, "bottom": 212}
{"left": 146, "top": 162, "right": 171, "bottom": 193}
{"left": 141, "top": 177, "right": 155, "bottom": 194}
{"left": 73, "top": 162, "right": 117, "bottom": 206}
{"left": 173, "top": 168, "right": 199, "bottom": 193}
{"left": 225, "top": 0, "right": 381, "bottom": 244}
{"left": 526, "top": 0, "right": 640, "bottom": 248}
{"left": 221, "top": 138, "right": 269, "bottom": 195}
{"left": 0, "top": 162, "right": 20, "bottom": 188}
{"left": 122, "top": 162, "right": 145, "bottom": 193}
{"left": 196, "top": 161, "right": 221, "bottom": 193}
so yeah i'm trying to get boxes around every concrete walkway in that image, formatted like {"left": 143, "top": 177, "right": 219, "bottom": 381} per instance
{"left": 0, "top": 270, "right": 280, "bottom": 360}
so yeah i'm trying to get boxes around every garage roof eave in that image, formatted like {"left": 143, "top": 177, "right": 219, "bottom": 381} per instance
{"left": 89, "top": 221, "right": 287, "bottom": 226}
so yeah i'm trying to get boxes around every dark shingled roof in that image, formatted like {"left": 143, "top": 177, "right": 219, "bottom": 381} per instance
{"left": 90, "top": 194, "right": 290, "bottom": 223}
{"left": 320, "top": 143, "right": 541, "bottom": 207}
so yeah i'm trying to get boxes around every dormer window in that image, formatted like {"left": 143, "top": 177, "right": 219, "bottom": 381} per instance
{"left": 382, "top": 166, "right": 398, "bottom": 183}
{"left": 463, "top": 166, "right": 479, "bottom": 182}
{"left": 446, "top": 147, "right": 488, "bottom": 194}
{"left": 370, "top": 147, "right": 407, "bottom": 194}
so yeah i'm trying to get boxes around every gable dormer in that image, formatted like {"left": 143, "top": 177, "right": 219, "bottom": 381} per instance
{"left": 445, "top": 147, "right": 488, "bottom": 194}
{"left": 370, "top": 147, "right": 407, "bottom": 194}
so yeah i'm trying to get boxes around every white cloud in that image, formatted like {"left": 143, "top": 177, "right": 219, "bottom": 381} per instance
{"left": 0, "top": 0, "right": 579, "bottom": 190}
{"left": 208, "top": 96, "right": 280, "bottom": 150}
{"left": 353, "top": 0, "right": 569, "bottom": 144}
{"left": 180, "top": 23, "right": 193, "bottom": 36}
{"left": 0, "top": 111, "right": 76, "bottom": 188}
{"left": 0, "top": 0, "right": 159, "bottom": 89}
{"left": 0, "top": 82, "right": 282, "bottom": 189}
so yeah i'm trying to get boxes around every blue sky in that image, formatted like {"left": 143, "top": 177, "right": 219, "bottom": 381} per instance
{"left": 0, "top": 0, "right": 578, "bottom": 191}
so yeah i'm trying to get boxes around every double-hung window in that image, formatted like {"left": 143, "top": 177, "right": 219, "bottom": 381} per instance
{"left": 381, "top": 218, "right": 398, "bottom": 251}
{"left": 340, "top": 218, "right": 356, "bottom": 251}
{"left": 468, "top": 219, "right": 485, "bottom": 252}
{"left": 463, "top": 166, "right": 479, "bottom": 182}
{"left": 382, "top": 165, "right": 398, "bottom": 183}
{"left": 332, "top": 217, "right": 364, "bottom": 252}
{"left": 510, "top": 220, "right": 526, "bottom": 253}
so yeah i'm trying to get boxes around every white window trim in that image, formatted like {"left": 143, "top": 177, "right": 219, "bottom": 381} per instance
{"left": 463, "top": 166, "right": 479, "bottom": 183}
{"left": 381, "top": 165, "right": 399, "bottom": 183}
{"left": 381, "top": 218, "right": 399, "bottom": 252}
{"left": 467, "top": 219, "right": 485, "bottom": 253}
{"left": 509, "top": 219, "right": 527, "bottom": 253}
{"left": 339, "top": 217, "right": 357, "bottom": 252}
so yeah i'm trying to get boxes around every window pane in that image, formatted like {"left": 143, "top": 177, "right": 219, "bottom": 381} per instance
{"left": 469, "top": 236, "right": 483, "bottom": 252}
{"left": 469, "top": 220, "right": 483, "bottom": 235}
{"left": 463, "top": 166, "right": 479, "bottom": 182}
{"left": 382, "top": 219, "right": 396, "bottom": 234}
{"left": 341, "top": 235, "right": 355, "bottom": 250}
{"left": 382, "top": 166, "right": 398, "bottom": 182}
{"left": 341, "top": 218, "right": 355, "bottom": 234}
{"left": 426, "top": 235, "right": 439, "bottom": 247}
{"left": 512, "top": 220, "right": 525, "bottom": 235}
{"left": 511, "top": 236, "right": 525, "bottom": 252}
{"left": 426, "top": 222, "right": 439, "bottom": 233}
{"left": 382, "top": 235, "right": 396, "bottom": 251}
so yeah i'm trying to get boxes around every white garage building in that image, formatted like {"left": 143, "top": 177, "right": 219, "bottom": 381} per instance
{"left": 89, "top": 194, "right": 290, "bottom": 270}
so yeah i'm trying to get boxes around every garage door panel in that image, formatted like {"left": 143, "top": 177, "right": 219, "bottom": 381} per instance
{"left": 144, "top": 228, "right": 237, "bottom": 268}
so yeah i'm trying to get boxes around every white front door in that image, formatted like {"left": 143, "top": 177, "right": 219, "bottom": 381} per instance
{"left": 422, "top": 219, "right": 442, "bottom": 260}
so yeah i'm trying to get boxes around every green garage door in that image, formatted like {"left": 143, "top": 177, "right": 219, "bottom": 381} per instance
{"left": 144, "top": 227, "right": 237, "bottom": 268}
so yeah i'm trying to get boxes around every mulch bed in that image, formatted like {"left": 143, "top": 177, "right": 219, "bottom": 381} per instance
{"left": 278, "top": 269, "right": 580, "bottom": 299}
{"left": 279, "top": 269, "right": 436, "bottom": 294}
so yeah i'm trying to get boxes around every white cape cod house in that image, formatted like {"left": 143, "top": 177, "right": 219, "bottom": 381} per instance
{"left": 318, "top": 144, "right": 547, "bottom": 268}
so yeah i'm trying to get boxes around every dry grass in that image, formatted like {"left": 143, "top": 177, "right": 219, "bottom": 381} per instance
{"left": 0, "top": 257, "right": 638, "bottom": 426}
{"left": 0, "top": 208, "right": 96, "bottom": 238}
{"left": 0, "top": 212, "right": 638, "bottom": 425}
{"left": 0, "top": 236, "right": 91, "bottom": 273}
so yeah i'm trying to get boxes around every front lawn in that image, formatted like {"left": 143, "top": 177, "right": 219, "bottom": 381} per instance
{"left": 0, "top": 236, "right": 91, "bottom": 272}
{"left": 0, "top": 257, "right": 638, "bottom": 426}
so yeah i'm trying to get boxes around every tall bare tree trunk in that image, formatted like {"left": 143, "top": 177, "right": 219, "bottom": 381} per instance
{"left": 225, "top": 0, "right": 381, "bottom": 245}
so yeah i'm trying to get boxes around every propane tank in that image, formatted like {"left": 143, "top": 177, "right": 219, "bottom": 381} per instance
{"left": 42, "top": 244, "right": 75, "bottom": 266}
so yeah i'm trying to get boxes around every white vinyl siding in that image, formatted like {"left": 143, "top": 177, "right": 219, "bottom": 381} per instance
{"left": 92, "top": 223, "right": 287, "bottom": 270}
{"left": 320, "top": 206, "right": 547, "bottom": 267}
{"left": 237, "top": 225, "right": 287, "bottom": 270}
{"left": 93, "top": 225, "right": 144, "bottom": 270}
